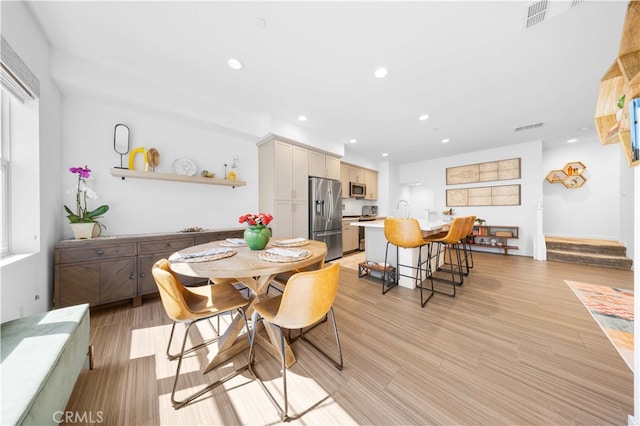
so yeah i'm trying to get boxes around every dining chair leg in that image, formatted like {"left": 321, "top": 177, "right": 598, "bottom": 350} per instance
{"left": 299, "top": 307, "right": 344, "bottom": 370}
{"left": 248, "top": 311, "right": 289, "bottom": 421}
{"left": 166, "top": 320, "right": 221, "bottom": 361}
{"left": 170, "top": 310, "right": 250, "bottom": 409}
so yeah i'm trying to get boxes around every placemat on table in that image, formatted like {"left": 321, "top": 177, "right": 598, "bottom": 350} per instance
{"left": 273, "top": 237, "right": 309, "bottom": 247}
{"left": 172, "top": 247, "right": 237, "bottom": 263}
{"left": 219, "top": 238, "right": 247, "bottom": 247}
{"left": 259, "top": 248, "right": 312, "bottom": 263}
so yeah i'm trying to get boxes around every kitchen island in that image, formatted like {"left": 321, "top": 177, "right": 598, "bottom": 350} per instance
{"left": 351, "top": 219, "right": 449, "bottom": 288}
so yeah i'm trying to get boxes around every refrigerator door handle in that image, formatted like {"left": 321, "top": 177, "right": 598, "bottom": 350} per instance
{"left": 314, "top": 230, "right": 341, "bottom": 238}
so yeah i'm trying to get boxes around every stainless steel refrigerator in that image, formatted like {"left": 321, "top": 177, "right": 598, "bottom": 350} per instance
{"left": 309, "top": 177, "right": 343, "bottom": 261}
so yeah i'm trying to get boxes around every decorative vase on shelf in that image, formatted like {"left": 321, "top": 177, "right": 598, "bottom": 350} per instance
{"left": 70, "top": 223, "right": 99, "bottom": 240}
{"left": 243, "top": 225, "right": 270, "bottom": 250}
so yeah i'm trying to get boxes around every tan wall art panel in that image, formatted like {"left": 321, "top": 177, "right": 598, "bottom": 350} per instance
{"left": 446, "top": 158, "right": 521, "bottom": 185}
{"left": 446, "top": 184, "right": 521, "bottom": 207}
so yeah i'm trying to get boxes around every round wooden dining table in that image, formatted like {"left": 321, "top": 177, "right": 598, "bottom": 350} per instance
{"left": 169, "top": 239, "right": 327, "bottom": 373}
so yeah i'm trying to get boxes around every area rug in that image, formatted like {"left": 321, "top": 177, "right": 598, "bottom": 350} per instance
{"left": 565, "top": 280, "right": 633, "bottom": 371}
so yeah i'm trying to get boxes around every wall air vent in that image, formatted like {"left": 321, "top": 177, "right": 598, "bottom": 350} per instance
{"left": 514, "top": 122, "right": 544, "bottom": 132}
{"left": 525, "top": 0, "right": 548, "bottom": 29}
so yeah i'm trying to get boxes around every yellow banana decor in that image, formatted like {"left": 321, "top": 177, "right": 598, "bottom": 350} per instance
{"left": 128, "top": 147, "right": 148, "bottom": 171}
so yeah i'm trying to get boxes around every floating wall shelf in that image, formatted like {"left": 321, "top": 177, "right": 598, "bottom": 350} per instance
{"left": 594, "top": 1, "right": 640, "bottom": 168}
{"left": 109, "top": 168, "right": 246, "bottom": 187}
{"left": 546, "top": 161, "right": 587, "bottom": 188}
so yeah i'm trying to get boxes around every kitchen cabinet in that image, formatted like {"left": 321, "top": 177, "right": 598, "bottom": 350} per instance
{"left": 340, "top": 164, "right": 350, "bottom": 198}
{"left": 308, "top": 151, "right": 341, "bottom": 180}
{"left": 349, "top": 166, "right": 364, "bottom": 183}
{"left": 364, "top": 169, "right": 378, "bottom": 200}
{"left": 342, "top": 219, "right": 359, "bottom": 253}
{"left": 259, "top": 136, "right": 309, "bottom": 238}
{"left": 340, "top": 162, "right": 378, "bottom": 199}
{"left": 54, "top": 228, "right": 244, "bottom": 308}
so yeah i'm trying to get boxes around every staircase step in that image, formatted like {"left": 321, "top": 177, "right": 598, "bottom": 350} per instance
{"left": 546, "top": 249, "right": 633, "bottom": 270}
{"left": 544, "top": 236, "right": 627, "bottom": 256}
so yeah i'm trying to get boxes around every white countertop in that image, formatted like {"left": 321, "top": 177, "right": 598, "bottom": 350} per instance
{"left": 350, "top": 218, "right": 448, "bottom": 232}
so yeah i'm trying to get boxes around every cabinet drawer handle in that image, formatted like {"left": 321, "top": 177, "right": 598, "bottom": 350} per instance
{"left": 129, "top": 273, "right": 135, "bottom": 280}
{"left": 165, "top": 243, "right": 172, "bottom": 248}
{"left": 96, "top": 249, "right": 104, "bottom": 256}
{"left": 139, "top": 272, "right": 145, "bottom": 278}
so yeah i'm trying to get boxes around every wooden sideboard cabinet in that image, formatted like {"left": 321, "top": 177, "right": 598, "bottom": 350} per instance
{"left": 54, "top": 228, "right": 244, "bottom": 308}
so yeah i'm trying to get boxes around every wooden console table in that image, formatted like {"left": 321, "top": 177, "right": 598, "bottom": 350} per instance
{"left": 54, "top": 228, "right": 244, "bottom": 309}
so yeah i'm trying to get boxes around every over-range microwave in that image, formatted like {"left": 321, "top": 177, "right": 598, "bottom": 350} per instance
{"left": 350, "top": 182, "right": 366, "bottom": 198}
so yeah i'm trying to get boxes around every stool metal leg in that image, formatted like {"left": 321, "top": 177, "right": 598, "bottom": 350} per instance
{"left": 381, "top": 242, "right": 399, "bottom": 294}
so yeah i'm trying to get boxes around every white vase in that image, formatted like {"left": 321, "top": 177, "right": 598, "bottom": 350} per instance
{"left": 70, "top": 223, "right": 98, "bottom": 240}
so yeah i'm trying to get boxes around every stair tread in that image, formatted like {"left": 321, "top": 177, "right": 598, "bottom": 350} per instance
{"left": 546, "top": 249, "right": 631, "bottom": 260}
{"left": 544, "top": 236, "right": 625, "bottom": 247}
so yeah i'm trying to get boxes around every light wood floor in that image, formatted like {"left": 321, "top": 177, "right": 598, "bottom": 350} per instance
{"left": 64, "top": 252, "right": 634, "bottom": 425}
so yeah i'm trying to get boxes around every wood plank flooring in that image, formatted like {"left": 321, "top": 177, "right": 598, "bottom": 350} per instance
{"left": 63, "top": 252, "right": 634, "bottom": 425}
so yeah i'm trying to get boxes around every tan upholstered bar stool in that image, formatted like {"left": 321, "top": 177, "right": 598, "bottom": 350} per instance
{"left": 461, "top": 215, "right": 476, "bottom": 274}
{"left": 424, "top": 216, "right": 467, "bottom": 295}
{"left": 383, "top": 218, "right": 434, "bottom": 307}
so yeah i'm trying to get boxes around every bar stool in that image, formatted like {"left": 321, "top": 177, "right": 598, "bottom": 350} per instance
{"left": 424, "top": 216, "right": 467, "bottom": 296}
{"left": 383, "top": 218, "right": 434, "bottom": 307}
{"left": 460, "top": 215, "right": 476, "bottom": 274}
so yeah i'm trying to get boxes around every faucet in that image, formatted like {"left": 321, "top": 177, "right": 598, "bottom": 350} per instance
{"left": 397, "top": 200, "right": 410, "bottom": 218}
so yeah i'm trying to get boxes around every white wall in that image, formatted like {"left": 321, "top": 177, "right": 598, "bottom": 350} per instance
{"left": 61, "top": 96, "right": 260, "bottom": 239}
{"left": 1, "top": 1, "right": 63, "bottom": 321}
{"left": 542, "top": 138, "right": 631, "bottom": 249}
{"left": 397, "top": 140, "right": 543, "bottom": 257}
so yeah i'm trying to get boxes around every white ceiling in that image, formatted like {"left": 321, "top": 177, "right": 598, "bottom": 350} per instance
{"left": 26, "top": 1, "right": 630, "bottom": 164}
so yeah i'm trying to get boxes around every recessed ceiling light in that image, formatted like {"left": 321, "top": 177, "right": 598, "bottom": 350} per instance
{"left": 227, "top": 58, "right": 244, "bottom": 70}
{"left": 349, "top": 139, "right": 357, "bottom": 144}
{"left": 567, "top": 138, "right": 578, "bottom": 143}
{"left": 298, "top": 115, "right": 307, "bottom": 122}
{"left": 374, "top": 67, "right": 389, "bottom": 79}
{"left": 382, "top": 153, "right": 389, "bottom": 157}
{"left": 441, "top": 138, "right": 450, "bottom": 143}
{"left": 419, "top": 114, "right": 430, "bottom": 121}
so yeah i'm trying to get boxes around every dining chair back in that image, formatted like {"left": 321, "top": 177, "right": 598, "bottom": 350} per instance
{"left": 152, "top": 259, "right": 250, "bottom": 409}
{"left": 383, "top": 218, "right": 433, "bottom": 306}
{"left": 248, "top": 261, "right": 343, "bottom": 421}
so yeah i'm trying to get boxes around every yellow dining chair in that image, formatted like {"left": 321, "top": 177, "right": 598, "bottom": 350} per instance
{"left": 152, "top": 259, "right": 250, "bottom": 409}
{"left": 247, "top": 262, "right": 343, "bottom": 421}
{"left": 383, "top": 218, "right": 434, "bottom": 307}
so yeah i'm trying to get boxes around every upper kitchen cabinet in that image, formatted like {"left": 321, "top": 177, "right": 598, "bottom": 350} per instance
{"left": 349, "top": 166, "right": 364, "bottom": 183}
{"left": 340, "top": 162, "right": 378, "bottom": 199}
{"left": 364, "top": 169, "right": 378, "bottom": 200}
{"left": 340, "top": 164, "right": 351, "bottom": 198}
{"left": 259, "top": 136, "right": 309, "bottom": 238}
{"left": 309, "top": 151, "right": 341, "bottom": 180}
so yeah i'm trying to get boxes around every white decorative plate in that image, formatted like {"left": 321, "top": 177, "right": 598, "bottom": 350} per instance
{"left": 173, "top": 158, "right": 197, "bottom": 176}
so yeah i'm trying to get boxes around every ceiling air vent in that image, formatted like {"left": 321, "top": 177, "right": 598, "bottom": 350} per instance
{"left": 514, "top": 122, "right": 544, "bottom": 132}
{"left": 525, "top": 0, "right": 549, "bottom": 29}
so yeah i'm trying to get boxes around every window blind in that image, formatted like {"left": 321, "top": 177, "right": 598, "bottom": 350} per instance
{"left": 0, "top": 36, "right": 39, "bottom": 102}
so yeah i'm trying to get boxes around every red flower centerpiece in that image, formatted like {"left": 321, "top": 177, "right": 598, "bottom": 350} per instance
{"left": 239, "top": 213, "right": 273, "bottom": 250}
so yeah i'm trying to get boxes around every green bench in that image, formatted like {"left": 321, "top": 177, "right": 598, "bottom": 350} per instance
{"left": 1, "top": 304, "right": 91, "bottom": 425}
